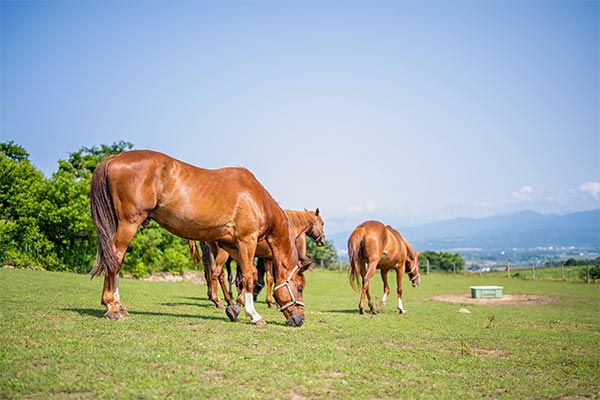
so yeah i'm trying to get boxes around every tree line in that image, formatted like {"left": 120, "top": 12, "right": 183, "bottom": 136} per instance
{"left": 418, "top": 250, "right": 465, "bottom": 272}
{"left": 0, "top": 141, "right": 338, "bottom": 275}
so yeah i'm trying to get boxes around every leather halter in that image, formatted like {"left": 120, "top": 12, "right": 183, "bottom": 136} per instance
{"left": 309, "top": 223, "right": 325, "bottom": 244}
{"left": 407, "top": 262, "right": 420, "bottom": 283}
{"left": 273, "top": 264, "right": 305, "bottom": 312}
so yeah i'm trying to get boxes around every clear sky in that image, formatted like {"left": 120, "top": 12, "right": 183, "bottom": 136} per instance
{"left": 1, "top": 0, "right": 599, "bottom": 235}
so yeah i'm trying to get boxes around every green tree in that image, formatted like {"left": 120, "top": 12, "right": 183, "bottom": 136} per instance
{"left": 0, "top": 145, "right": 56, "bottom": 267}
{"left": 306, "top": 239, "right": 338, "bottom": 269}
{"left": 419, "top": 250, "right": 465, "bottom": 272}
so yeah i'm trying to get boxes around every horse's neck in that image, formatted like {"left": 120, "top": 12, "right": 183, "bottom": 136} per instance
{"left": 285, "top": 210, "right": 314, "bottom": 239}
{"left": 403, "top": 238, "right": 415, "bottom": 260}
{"left": 268, "top": 210, "right": 300, "bottom": 270}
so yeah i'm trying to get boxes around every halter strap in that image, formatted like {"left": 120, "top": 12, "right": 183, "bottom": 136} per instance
{"left": 273, "top": 264, "right": 305, "bottom": 312}
{"left": 407, "top": 262, "right": 420, "bottom": 283}
{"left": 313, "top": 225, "right": 324, "bottom": 243}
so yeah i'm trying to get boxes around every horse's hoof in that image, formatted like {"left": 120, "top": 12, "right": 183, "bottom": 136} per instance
{"left": 104, "top": 310, "right": 123, "bottom": 320}
{"left": 252, "top": 318, "right": 267, "bottom": 326}
{"left": 117, "top": 304, "right": 129, "bottom": 316}
{"left": 377, "top": 301, "right": 385, "bottom": 309}
{"left": 359, "top": 309, "right": 366, "bottom": 315}
{"left": 399, "top": 309, "right": 407, "bottom": 315}
{"left": 267, "top": 304, "right": 274, "bottom": 309}
{"left": 216, "top": 304, "right": 225, "bottom": 309}
{"left": 370, "top": 309, "right": 378, "bottom": 315}
{"left": 226, "top": 305, "right": 242, "bottom": 322}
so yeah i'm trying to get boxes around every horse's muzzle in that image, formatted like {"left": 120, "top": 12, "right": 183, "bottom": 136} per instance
{"left": 286, "top": 314, "right": 304, "bottom": 327}
{"left": 412, "top": 280, "right": 421, "bottom": 288}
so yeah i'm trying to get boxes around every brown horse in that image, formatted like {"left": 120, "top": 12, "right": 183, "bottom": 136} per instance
{"left": 192, "top": 209, "right": 325, "bottom": 311}
{"left": 90, "top": 150, "right": 308, "bottom": 326}
{"left": 347, "top": 220, "right": 420, "bottom": 315}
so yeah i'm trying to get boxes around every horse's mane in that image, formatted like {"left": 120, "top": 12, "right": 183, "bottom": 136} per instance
{"left": 284, "top": 210, "right": 315, "bottom": 231}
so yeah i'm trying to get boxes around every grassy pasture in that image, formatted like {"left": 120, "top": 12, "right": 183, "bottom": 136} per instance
{"left": 1, "top": 268, "right": 598, "bottom": 399}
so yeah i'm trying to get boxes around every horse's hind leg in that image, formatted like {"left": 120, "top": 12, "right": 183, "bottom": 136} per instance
{"left": 359, "top": 262, "right": 377, "bottom": 315}
{"left": 102, "top": 220, "right": 140, "bottom": 319}
{"left": 378, "top": 269, "right": 391, "bottom": 310}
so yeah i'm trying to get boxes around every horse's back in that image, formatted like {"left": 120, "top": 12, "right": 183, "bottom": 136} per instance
{"left": 104, "top": 150, "right": 277, "bottom": 241}
{"left": 350, "top": 220, "right": 405, "bottom": 267}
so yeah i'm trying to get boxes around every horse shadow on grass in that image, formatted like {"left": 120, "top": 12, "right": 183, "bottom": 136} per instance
{"left": 324, "top": 309, "right": 358, "bottom": 314}
{"left": 64, "top": 305, "right": 228, "bottom": 323}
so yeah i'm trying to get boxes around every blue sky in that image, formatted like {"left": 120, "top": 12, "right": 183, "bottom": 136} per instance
{"left": 1, "top": 0, "right": 598, "bottom": 235}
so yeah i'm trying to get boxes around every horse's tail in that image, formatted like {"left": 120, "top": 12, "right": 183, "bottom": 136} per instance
{"left": 347, "top": 229, "right": 364, "bottom": 292}
{"left": 89, "top": 155, "right": 119, "bottom": 278}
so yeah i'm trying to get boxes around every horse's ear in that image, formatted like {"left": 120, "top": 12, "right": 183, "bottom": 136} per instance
{"left": 299, "top": 258, "right": 312, "bottom": 273}
{"left": 416, "top": 251, "right": 421, "bottom": 258}
{"left": 315, "top": 208, "right": 320, "bottom": 216}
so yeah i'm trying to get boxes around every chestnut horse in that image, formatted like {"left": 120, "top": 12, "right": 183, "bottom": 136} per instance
{"left": 193, "top": 209, "right": 325, "bottom": 310}
{"left": 90, "top": 150, "right": 308, "bottom": 326}
{"left": 348, "top": 220, "right": 421, "bottom": 315}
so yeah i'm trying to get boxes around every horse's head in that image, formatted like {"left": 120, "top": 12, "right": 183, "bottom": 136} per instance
{"left": 407, "top": 250, "right": 421, "bottom": 287}
{"left": 306, "top": 208, "right": 326, "bottom": 246}
{"left": 273, "top": 258, "right": 311, "bottom": 327}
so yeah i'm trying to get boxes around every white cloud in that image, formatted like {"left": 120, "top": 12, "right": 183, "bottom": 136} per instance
{"left": 346, "top": 200, "right": 377, "bottom": 214}
{"left": 366, "top": 200, "right": 376, "bottom": 213}
{"left": 580, "top": 182, "right": 600, "bottom": 200}
{"left": 512, "top": 185, "right": 534, "bottom": 201}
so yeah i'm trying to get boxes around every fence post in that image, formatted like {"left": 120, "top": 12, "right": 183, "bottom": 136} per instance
{"left": 426, "top": 259, "right": 430, "bottom": 275}
{"left": 587, "top": 265, "right": 590, "bottom": 284}
{"left": 507, "top": 261, "right": 511, "bottom": 279}
{"left": 561, "top": 264, "right": 565, "bottom": 282}
{"left": 532, "top": 264, "right": 536, "bottom": 280}
{"left": 453, "top": 262, "right": 456, "bottom": 275}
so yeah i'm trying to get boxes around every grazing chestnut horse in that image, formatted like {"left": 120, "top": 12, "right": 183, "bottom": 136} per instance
{"left": 90, "top": 150, "right": 308, "bottom": 326}
{"left": 193, "top": 209, "right": 325, "bottom": 310}
{"left": 348, "top": 220, "right": 421, "bottom": 315}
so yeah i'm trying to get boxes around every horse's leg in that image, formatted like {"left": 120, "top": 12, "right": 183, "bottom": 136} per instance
{"left": 237, "top": 240, "right": 265, "bottom": 325}
{"left": 264, "top": 259, "right": 275, "bottom": 308}
{"left": 253, "top": 258, "right": 266, "bottom": 301}
{"left": 102, "top": 220, "right": 139, "bottom": 320}
{"left": 396, "top": 268, "right": 407, "bottom": 314}
{"left": 225, "top": 259, "right": 233, "bottom": 298}
{"left": 217, "top": 268, "right": 233, "bottom": 307}
{"left": 378, "top": 269, "right": 390, "bottom": 310}
{"left": 359, "top": 262, "right": 377, "bottom": 315}
{"left": 209, "top": 248, "right": 231, "bottom": 308}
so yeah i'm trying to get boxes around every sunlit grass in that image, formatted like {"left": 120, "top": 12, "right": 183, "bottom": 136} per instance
{"left": 1, "top": 268, "right": 598, "bottom": 399}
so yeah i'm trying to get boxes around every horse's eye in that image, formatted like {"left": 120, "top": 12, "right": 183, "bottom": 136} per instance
{"left": 296, "top": 285, "right": 303, "bottom": 293}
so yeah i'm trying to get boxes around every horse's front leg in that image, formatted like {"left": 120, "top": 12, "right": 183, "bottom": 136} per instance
{"left": 396, "top": 269, "right": 407, "bottom": 314}
{"left": 226, "top": 239, "right": 265, "bottom": 325}
{"left": 209, "top": 248, "right": 231, "bottom": 308}
{"left": 264, "top": 260, "right": 275, "bottom": 308}
{"left": 378, "top": 269, "right": 391, "bottom": 310}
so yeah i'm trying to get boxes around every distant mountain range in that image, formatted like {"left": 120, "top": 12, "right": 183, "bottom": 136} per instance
{"left": 329, "top": 208, "right": 600, "bottom": 252}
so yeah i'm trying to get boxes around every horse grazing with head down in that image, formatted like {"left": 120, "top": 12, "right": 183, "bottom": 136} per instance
{"left": 192, "top": 208, "right": 325, "bottom": 311}
{"left": 90, "top": 150, "right": 308, "bottom": 326}
{"left": 347, "top": 220, "right": 421, "bottom": 315}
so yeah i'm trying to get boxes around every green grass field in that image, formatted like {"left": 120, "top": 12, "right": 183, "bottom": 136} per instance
{"left": 1, "top": 267, "right": 598, "bottom": 399}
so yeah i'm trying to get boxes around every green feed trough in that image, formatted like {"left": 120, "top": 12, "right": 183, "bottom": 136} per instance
{"left": 470, "top": 286, "right": 503, "bottom": 299}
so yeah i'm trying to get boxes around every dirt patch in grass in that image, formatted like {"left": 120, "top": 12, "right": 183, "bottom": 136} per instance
{"left": 431, "top": 294, "right": 560, "bottom": 305}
